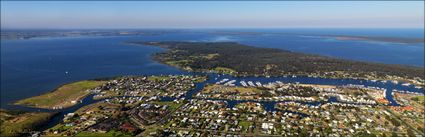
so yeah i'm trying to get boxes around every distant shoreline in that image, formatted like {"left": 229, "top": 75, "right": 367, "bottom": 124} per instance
{"left": 2, "top": 29, "right": 424, "bottom": 44}
{"left": 322, "top": 35, "right": 424, "bottom": 44}
{"left": 131, "top": 41, "right": 424, "bottom": 87}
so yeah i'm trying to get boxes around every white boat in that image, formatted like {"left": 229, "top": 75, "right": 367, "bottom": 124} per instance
{"left": 247, "top": 81, "right": 255, "bottom": 87}
{"left": 391, "top": 80, "right": 398, "bottom": 84}
{"left": 255, "top": 81, "right": 262, "bottom": 87}
{"left": 240, "top": 81, "right": 248, "bottom": 87}
{"left": 401, "top": 83, "right": 411, "bottom": 86}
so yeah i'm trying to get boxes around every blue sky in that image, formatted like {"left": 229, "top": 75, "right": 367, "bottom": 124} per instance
{"left": 1, "top": 1, "right": 424, "bottom": 29}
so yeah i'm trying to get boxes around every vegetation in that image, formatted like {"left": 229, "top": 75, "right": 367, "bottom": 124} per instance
{"left": 151, "top": 101, "right": 183, "bottom": 111}
{"left": 214, "top": 67, "right": 237, "bottom": 75}
{"left": 193, "top": 75, "right": 208, "bottom": 83}
{"left": 133, "top": 41, "right": 424, "bottom": 81}
{"left": 238, "top": 121, "right": 253, "bottom": 131}
{"left": 15, "top": 80, "right": 107, "bottom": 109}
{"left": 0, "top": 109, "right": 55, "bottom": 137}
{"left": 411, "top": 96, "right": 425, "bottom": 106}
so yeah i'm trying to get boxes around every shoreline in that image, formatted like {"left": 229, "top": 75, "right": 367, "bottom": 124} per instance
{"left": 2, "top": 73, "right": 424, "bottom": 136}
{"left": 9, "top": 72, "right": 424, "bottom": 110}
{"left": 135, "top": 41, "right": 424, "bottom": 87}
{"left": 8, "top": 41, "right": 425, "bottom": 110}
{"left": 2, "top": 41, "right": 424, "bottom": 136}
{"left": 14, "top": 80, "right": 107, "bottom": 110}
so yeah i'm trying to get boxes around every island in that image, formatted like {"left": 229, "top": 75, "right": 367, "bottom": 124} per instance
{"left": 130, "top": 41, "right": 424, "bottom": 87}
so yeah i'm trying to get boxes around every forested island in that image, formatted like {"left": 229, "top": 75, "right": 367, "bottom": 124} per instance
{"left": 130, "top": 41, "right": 424, "bottom": 86}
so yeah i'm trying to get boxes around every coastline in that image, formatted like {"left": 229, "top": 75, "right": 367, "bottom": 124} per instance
{"left": 4, "top": 73, "right": 425, "bottom": 136}
{"left": 134, "top": 41, "right": 424, "bottom": 88}
{"left": 14, "top": 80, "right": 107, "bottom": 110}
{"left": 12, "top": 41, "right": 424, "bottom": 110}
{"left": 3, "top": 40, "right": 424, "bottom": 137}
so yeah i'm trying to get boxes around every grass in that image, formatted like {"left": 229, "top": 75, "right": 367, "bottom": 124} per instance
{"left": 203, "top": 53, "right": 219, "bottom": 59}
{"left": 214, "top": 67, "right": 236, "bottom": 74}
{"left": 48, "top": 123, "right": 72, "bottom": 132}
{"left": 147, "top": 76, "right": 171, "bottom": 81}
{"left": 0, "top": 110, "right": 54, "bottom": 137}
{"left": 414, "top": 96, "right": 425, "bottom": 102}
{"left": 151, "top": 101, "right": 183, "bottom": 111}
{"left": 0, "top": 109, "right": 25, "bottom": 123}
{"left": 165, "top": 60, "right": 190, "bottom": 67}
{"left": 238, "top": 121, "right": 253, "bottom": 131}
{"left": 75, "top": 130, "right": 132, "bottom": 137}
{"left": 15, "top": 80, "right": 107, "bottom": 109}
{"left": 411, "top": 96, "right": 425, "bottom": 106}
{"left": 193, "top": 76, "right": 208, "bottom": 83}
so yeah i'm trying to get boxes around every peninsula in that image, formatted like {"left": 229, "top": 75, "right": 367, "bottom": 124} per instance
{"left": 15, "top": 80, "right": 107, "bottom": 109}
{"left": 130, "top": 41, "right": 424, "bottom": 86}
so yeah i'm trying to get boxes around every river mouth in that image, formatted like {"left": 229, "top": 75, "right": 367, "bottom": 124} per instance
{"left": 7, "top": 72, "right": 423, "bottom": 132}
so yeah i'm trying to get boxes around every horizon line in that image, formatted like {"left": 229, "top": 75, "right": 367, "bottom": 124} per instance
{"left": 2, "top": 27, "right": 424, "bottom": 30}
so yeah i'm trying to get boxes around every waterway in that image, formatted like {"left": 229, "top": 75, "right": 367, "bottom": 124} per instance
{"left": 1, "top": 29, "right": 424, "bottom": 131}
{"left": 7, "top": 72, "right": 424, "bottom": 132}
{"left": 2, "top": 29, "right": 424, "bottom": 108}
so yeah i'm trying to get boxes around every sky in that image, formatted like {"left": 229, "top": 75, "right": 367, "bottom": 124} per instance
{"left": 1, "top": 1, "right": 424, "bottom": 29}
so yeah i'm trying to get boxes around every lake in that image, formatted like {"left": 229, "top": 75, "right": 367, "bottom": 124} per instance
{"left": 1, "top": 29, "right": 424, "bottom": 108}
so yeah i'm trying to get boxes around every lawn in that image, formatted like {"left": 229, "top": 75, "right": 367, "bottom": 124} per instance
{"left": 147, "top": 76, "right": 171, "bottom": 81}
{"left": 152, "top": 101, "right": 183, "bottom": 111}
{"left": 238, "top": 121, "right": 253, "bottom": 131}
{"left": 15, "top": 80, "right": 107, "bottom": 109}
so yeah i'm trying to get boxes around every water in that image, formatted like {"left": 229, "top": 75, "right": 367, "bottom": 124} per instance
{"left": 1, "top": 36, "right": 187, "bottom": 108}
{"left": 1, "top": 29, "right": 424, "bottom": 109}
